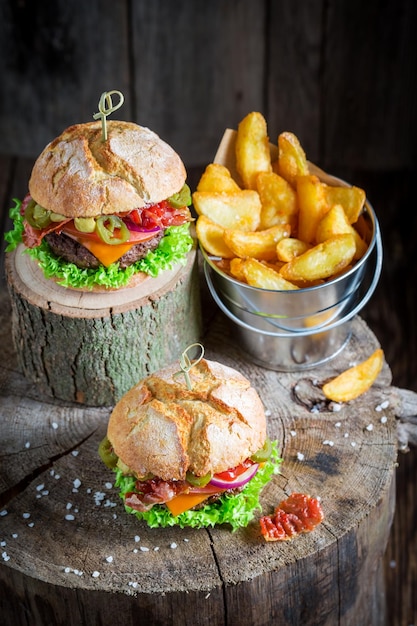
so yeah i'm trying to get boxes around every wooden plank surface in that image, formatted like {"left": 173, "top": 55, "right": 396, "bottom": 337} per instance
{"left": 0, "top": 1, "right": 416, "bottom": 170}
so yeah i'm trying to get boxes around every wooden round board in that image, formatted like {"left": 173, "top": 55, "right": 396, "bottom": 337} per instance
{"left": 0, "top": 286, "right": 401, "bottom": 626}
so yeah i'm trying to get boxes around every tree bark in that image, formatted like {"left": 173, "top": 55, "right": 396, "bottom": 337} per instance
{"left": 4, "top": 247, "right": 202, "bottom": 406}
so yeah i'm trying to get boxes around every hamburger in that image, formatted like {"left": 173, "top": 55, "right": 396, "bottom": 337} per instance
{"left": 5, "top": 120, "right": 193, "bottom": 290}
{"left": 99, "top": 356, "right": 280, "bottom": 530}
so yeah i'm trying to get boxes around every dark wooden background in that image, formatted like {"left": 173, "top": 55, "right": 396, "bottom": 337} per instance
{"left": 0, "top": 1, "right": 416, "bottom": 624}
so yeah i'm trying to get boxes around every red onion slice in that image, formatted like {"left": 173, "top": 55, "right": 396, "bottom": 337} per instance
{"left": 209, "top": 463, "right": 259, "bottom": 489}
{"left": 125, "top": 219, "right": 161, "bottom": 234}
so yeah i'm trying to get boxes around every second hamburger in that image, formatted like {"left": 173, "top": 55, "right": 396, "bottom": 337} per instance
{"left": 99, "top": 356, "right": 280, "bottom": 530}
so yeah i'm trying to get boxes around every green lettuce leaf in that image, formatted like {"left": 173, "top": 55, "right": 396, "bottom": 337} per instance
{"left": 113, "top": 441, "right": 282, "bottom": 531}
{"left": 4, "top": 200, "right": 194, "bottom": 289}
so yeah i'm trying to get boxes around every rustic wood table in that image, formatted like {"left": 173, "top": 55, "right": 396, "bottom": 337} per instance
{"left": 0, "top": 158, "right": 416, "bottom": 626}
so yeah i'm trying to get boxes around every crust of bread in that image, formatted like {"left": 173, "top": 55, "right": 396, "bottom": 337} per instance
{"left": 107, "top": 359, "right": 267, "bottom": 480}
{"left": 29, "top": 121, "right": 187, "bottom": 218}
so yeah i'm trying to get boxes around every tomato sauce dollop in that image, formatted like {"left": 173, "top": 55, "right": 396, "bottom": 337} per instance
{"left": 260, "top": 492, "right": 324, "bottom": 542}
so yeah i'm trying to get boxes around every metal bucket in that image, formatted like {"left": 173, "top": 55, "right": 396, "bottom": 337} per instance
{"left": 202, "top": 207, "right": 383, "bottom": 371}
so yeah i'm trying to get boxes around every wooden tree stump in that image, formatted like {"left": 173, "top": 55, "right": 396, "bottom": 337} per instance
{"left": 4, "top": 245, "right": 202, "bottom": 406}
{"left": 1, "top": 286, "right": 416, "bottom": 626}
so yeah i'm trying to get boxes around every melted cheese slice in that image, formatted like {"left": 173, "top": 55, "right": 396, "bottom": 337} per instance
{"left": 166, "top": 493, "right": 210, "bottom": 517}
{"left": 79, "top": 238, "right": 135, "bottom": 267}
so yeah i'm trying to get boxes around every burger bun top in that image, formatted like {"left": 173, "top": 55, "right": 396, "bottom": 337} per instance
{"left": 107, "top": 358, "right": 267, "bottom": 481}
{"left": 29, "top": 120, "right": 187, "bottom": 218}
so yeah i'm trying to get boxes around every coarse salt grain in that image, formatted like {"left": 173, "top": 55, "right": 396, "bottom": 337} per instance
{"left": 380, "top": 416, "right": 388, "bottom": 424}
{"left": 105, "top": 482, "right": 113, "bottom": 490}
{"left": 335, "top": 422, "right": 341, "bottom": 428}
{"left": 22, "top": 513, "right": 30, "bottom": 519}
{"left": 65, "top": 514, "right": 75, "bottom": 521}
{"left": 366, "top": 424, "right": 374, "bottom": 431}
{"left": 12, "top": 534, "right": 18, "bottom": 539}
{"left": 92, "top": 571, "right": 100, "bottom": 578}
{"left": 73, "top": 479, "right": 81, "bottom": 489}
{"left": 331, "top": 403, "right": 342, "bottom": 412}
{"left": 25, "top": 442, "right": 31, "bottom": 448}
{"left": 0, "top": 510, "right": 7, "bottom": 517}
{"left": 323, "top": 440, "right": 334, "bottom": 446}
{"left": 52, "top": 422, "right": 58, "bottom": 430}
{"left": 134, "top": 536, "right": 140, "bottom": 542}
{"left": 36, "top": 484, "right": 44, "bottom": 491}
{"left": 140, "top": 546, "right": 149, "bottom": 552}
{"left": 72, "top": 450, "right": 79, "bottom": 456}
{"left": 28, "top": 522, "right": 34, "bottom": 528}
{"left": 297, "top": 452, "right": 305, "bottom": 461}
{"left": 351, "top": 441, "right": 356, "bottom": 447}
{"left": 106, "top": 556, "right": 113, "bottom": 563}
{"left": 290, "top": 430, "right": 296, "bottom": 437}
{"left": 170, "top": 542, "right": 177, "bottom": 549}
{"left": 154, "top": 546, "right": 160, "bottom": 551}
{"left": 2, "top": 552, "right": 10, "bottom": 561}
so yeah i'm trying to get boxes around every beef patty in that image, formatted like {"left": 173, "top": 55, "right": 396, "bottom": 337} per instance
{"left": 45, "top": 230, "right": 165, "bottom": 269}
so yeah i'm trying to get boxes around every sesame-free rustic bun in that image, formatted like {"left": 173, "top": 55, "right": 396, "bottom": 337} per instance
{"left": 29, "top": 120, "right": 187, "bottom": 218}
{"left": 107, "top": 358, "right": 266, "bottom": 481}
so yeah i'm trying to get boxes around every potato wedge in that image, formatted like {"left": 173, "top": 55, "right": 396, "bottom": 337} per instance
{"left": 192, "top": 191, "right": 261, "bottom": 231}
{"left": 196, "top": 163, "right": 241, "bottom": 193}
{"left": 296, "top": 175, "right": 329, "bottom": 244}
{"left": 223, "top": 224, "right": 291, "bottom": 261}
{"left": 324, "top": 184, "right": 366, "bottom": 224}
{"left": 256, "top": 171, "right": 298, "bottom": 230}
{"left": 241, "top": 258, "right": 299, "bottom": 290}
{"left": 315, "top": 204, "right": 368, "bottom": 260}
{"left": 276, "top": 237, "right": 310, "bottom": 262}
{"left": 229, "top": 257, "right": 247, "bottom": 282}
{"left": 196, "top": 215, "right": 234, "bottom": 258}
{"left": 279, "top": 234, "right": 356, "bottom": 283}
{"left": 236, "top": 112, "right": 272, "bottom": 189}
{"left": 322, "top": 348, "right": 384, "bottom": 402}
{"left": 275, "top": 131, "right": 309, "bottom": 187}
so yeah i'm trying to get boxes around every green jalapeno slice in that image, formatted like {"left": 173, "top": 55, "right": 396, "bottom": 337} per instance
{"left": 74, "top": 217, "right": 96, "bottom": 233}
{"left": 250, "top": 437, "right": 272, "bottom": 463}
{"left": 185, "top": 470, "right": 212, "bottom": 487}
{"left": 168, "top": 183, "right": 191, "bottom": 208}
{"left": 25, "top": 200, "right": 52, "bottom": 229}
{"left": 96, "top": 215, "right": 130, "bottom": 244}
{"left": 98, "top": 436, "right": 118, "bottom": 469}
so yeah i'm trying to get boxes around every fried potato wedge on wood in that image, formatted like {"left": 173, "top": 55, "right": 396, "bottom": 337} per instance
{"left": 279, "top": 234, "right": 356, "bottom": 283}
{"left": 324, "top": 184, "right": 366, "bottom": 224}
{"left": 196, "top": 215, "right": 234, "bottom": 258}
{"left": 196, "top": 163, "right": 241, "bottom": 193}
{"left": 315, "top": 204, "right": 368, "bottom": 260}
{"left": 276, "top": 237, "right": 311, "bottom": 262}
{"left": 223, "top": 224, "right": 291, "bottom": 261}
{"left": 192, "top": 190, "right": 261, "bottom": 231}
{"left": 296, "top": 175, "right": 329, "bottom": 244}
{"left": 236, "top": 112, "right": 272, "bottom": 190}
{"left": 322, "top": 348, "right": 384, "bottom": 402}
{"left": 274, "top": 131, "right": 309, "bottom": 187}
{"left": 256, "top": 171, "right": 298, "bottom": 230}
{"left": 241, "top": 258, "right": 299, "bottom": 290}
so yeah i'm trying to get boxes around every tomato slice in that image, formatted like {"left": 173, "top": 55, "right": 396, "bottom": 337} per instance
{"left": 213, "top": 459, "right": 255, "bottom": 482}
